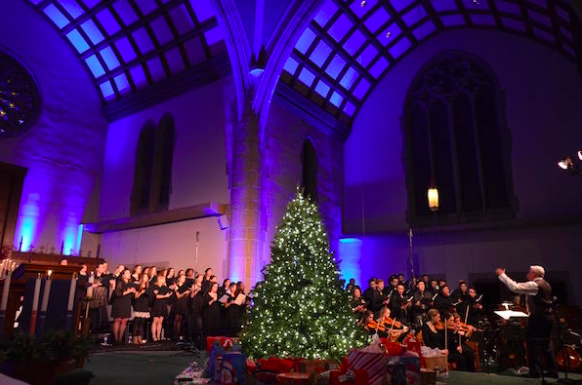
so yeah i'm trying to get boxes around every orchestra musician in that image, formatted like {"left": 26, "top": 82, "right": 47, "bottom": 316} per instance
{"left": 412, "top": 280, "right": 432, "bottom": 327}
{"left": 350, "top": 286, "right": 367, "bottom": 315}
{"left": 422, "top": 309, "right": 476, "bottom": 372}
{"left": 496, "top": 265, "right": 559, "bottom": 379}
{"left": 390, "top": 283, "right": 412, "bottom": 326}
{"left": 434, "top": 284, "right": 453, "bottom": 315}
{"left": 466, "top": 288, "right": 485, "bottom": 327}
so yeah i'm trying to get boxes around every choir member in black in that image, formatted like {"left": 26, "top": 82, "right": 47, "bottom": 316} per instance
{"left": 89, "top": 264, "right": 108, "bottom": 334}
{"left": 234, "top": 281, "right": 248, "bottom": 332}
{"left": 375, "top": 279, "right": 390, "bottom": 310}
{"left": 203, "top": 282, "right": 221, "bottom": 337}
{"left": 434, "top": 284, "right": 453, "bottom": 315}
{"left": 149, "top": 267, "right": 158, "bottom": 285}
{"left": 363, "top": 279, "right": 383, "bottom": 316}
{"left": 422, "top": 309, "right": 475, "bottom": 372}
{"left": 466, "top": 288, "right": 485, "bottom": 327}
{"left": 219, "top": 278, "right": 231, "bottom": 299}
{"left": 143, "top": 266, "right": 151, "bottom": 278}
{"left": 189, "top": 274, "right": 205, "bottom": 347}
{"left": 132, "top": 273, "right": 150, "bottom": 344}
{"left": 151, "top": 274, "right": 172, "bottom": 342}
{"left": 421, "top": 274, "right": 430, "bottom": 288}
{"left": 362, "top": 278, "right": 377, "bottom": 305}
{"left": 171, "top": 274, "right": 191, "bottom": 340}
{"left": 201, "top": 268, "right": 213, "bottom": 292}
{"left": 387, "top": 276, "right": 400, "bottom": 298}
{"left": 131, "top": 265, "right": 142, "bottom": 282}
{"left": 223, "top": 283, "right": 238, "bottom": 336}
{"left": 77, "top": 264, "right": 88, "bottom": 300}
{"left": 111, "top": 269, "right": 136, "bottom": 344}
{"left": 428, "top": 279, "right": 439, "bottom": 296}
{"left": 412, "top": 280, "right": 432, "bottom": 327}
{"left": 185, "top": 268, "right": 195, "bottom": 288}
{"left": 389, "top": 284, "right": 411, "bottom": 326}
{"left": 166, "top": 268, "right": 176, "bottom": 287}
{"left": 350, "top": 287, "right": 367, "bottom": 316}
{"left": 451, "top": 281, "right": 469, "bottom": 304}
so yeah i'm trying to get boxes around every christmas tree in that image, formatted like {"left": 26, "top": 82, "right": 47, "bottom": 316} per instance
{"left": 241, "top": 190, "right": 367, "bottom": 361}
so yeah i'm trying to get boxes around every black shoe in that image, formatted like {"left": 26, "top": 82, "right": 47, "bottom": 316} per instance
{"left": 544, "top": 371, "right": 559, "bottom": 379}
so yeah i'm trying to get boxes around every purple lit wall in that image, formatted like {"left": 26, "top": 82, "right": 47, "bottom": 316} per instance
{"left": 0, "top": 0, "right": 107, "bottom": 253}
{"left": 342, "top": 29, "right": 582, "bottom": 304}
{"left": 95, "top": 77, "right": 234, "bottom": 278}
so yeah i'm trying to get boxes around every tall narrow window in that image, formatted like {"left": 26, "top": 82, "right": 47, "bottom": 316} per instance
{"left": 130, "top": 121, "right": 156, "bottom": 216}
{"left": 403, "top": 51, "right": 515, "bottom": 226}
{"left": 301, "top": 139, "right": 318, "bottom": 202}
{"left": 151, "top": 113, "right": 176, "bottom": 211}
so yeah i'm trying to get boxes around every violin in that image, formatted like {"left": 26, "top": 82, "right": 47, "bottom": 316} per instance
{"left": 367, "top": 320, "right": 386, "bottom": 332}
{"left": 382, "top": 316, "right": 407, "bottom": 330}
{"left": 556, "top": 345, "right": 582, "bottom": 371}
{"left": 434, "top": 321, "right": 460, "bottom": 332}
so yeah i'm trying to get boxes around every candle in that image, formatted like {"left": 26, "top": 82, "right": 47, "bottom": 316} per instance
{"left": 40, "top": 271, "right": 52, "bottom": 312}
{"left": 0, "top": 270, "right": 11, "bottom": 311}
{"left": 30, "top": 273, "right": 41, "bottom": 335}
{"left": 86, "top": 272, "right": 95, "bottom": 298}
{"left": 67, "top": 273, "right": 77, "bottom": 312}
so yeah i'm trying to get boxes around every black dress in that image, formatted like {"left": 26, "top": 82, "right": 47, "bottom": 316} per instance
{"left": 133, "top": 285, "right": 151, "bottom": 318}
{"left": 152, "top": 284, "right": 171, "bottom": 318}
{"left": 111, "top": 281, "right": 133, "bottom": 319}
{"left": 203, "top": 293, "right": 221, "bottom": 336}
{"left": 172, "top": 285, "right": 190, "bottom": 316}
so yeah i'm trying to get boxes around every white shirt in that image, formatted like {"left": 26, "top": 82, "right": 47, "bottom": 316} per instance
{"left": 498, "top": 273, "right": 539, "bottom": 296}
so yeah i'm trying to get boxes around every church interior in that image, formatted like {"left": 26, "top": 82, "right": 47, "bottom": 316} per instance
{"left": 1, "top": 0, "right": 582, "bottom": 384}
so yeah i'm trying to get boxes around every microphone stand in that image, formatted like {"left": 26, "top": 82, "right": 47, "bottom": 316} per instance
{"left": 408, "top": 228, "right": 415, "bottom": 288}
{"left": 554, "top": 297, "right": 576, "bottom": 384}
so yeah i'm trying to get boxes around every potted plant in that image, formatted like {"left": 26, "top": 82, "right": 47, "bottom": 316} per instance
{"left": 0, "top": 331, "right": 93, "bottom": 385}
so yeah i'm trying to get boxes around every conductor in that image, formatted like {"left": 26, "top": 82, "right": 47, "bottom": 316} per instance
{"left": 496, "top": 265, "right": 558, "bottom": 378}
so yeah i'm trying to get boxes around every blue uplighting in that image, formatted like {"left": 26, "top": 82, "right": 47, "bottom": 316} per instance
{"left": 344, "top": 29, "right": 366, "bottom": 56}
{"left": 115, "top": 36, "right": 137, "bottom": 63}
{"left": 58, "top": 0, "right": 85, "bottom": 19}
{"left": 66, "top": 29, "right": 90, "bottom": 53}
{"left": 402, "top": 5, "right": 428, "bottom": 27}
{"left": 190, "top": 0, "right": 214, "bottom": 23}
{"left": 16, "top": 193, "right": 40, "bottom": 252}
{"left": 204, "top": 26, "right": 223, "bottom": 45}
{"left": 99, "top": 80, "right": 115, "bottom": 99}
{"left": 96, "top": 8, "right": 122, "bottom": 36}
{"left": 328, "top": 15, "right": 352, "bottom": 43}
{"left": 329, "top": 91, "right": 343, "bottom": 107}
{"left": 314, "top": 80, "right": 331, "bottom": 98}
{"left": 364, "top": 7, "right": 390, "bottom": 34}
{"left": 369, "top": 57, "right": 389, "bottom": 78}
{"left": 314, "top": 0, "right": 338, "bottom": 26}
{"left": 339, "top": 67, "right": 358, "bottom": 90}
{"left": 81, "top": 19, "right": 105, "bottom": 44}
{"left": 325, "top": 54, "right": 346, "bottom": 79}
{"left": 298, "top": 67, "right": 316, "bottom": 87}
{"left": 296, "top": 27, "right": 317, "bottom": 54}
{"left": 353, "top": 78, "right": 370, "bottom": 100}
{"left": 100, "top": 46, "right": 121, "bottom": 70}
{"left": 114, "top": 73, "right": 130, "bottom": 93}
{"left": 85, "top": 54, "right": 106, "bottom": 78}
{"left": 310, "top": 40, "right": 333, "bottom": 68}
{"left": 113, "top": 0, "right": 139, "bottom": 26}
{"left": 338, "top": 237, "right": 362, "bottom": 286}
{"left": 283, "top": 57, "right": 299, "bottom": 75}
{"left": 43, "top": 4, "right": 70, "bottom": 29}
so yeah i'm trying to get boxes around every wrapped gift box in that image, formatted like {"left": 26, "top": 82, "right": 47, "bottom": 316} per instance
{"left": 347, "top": 345, "right": 388, "bottom": 385}
{"left": 329, "top": 369, "right": 368, "bottom": 385}
{"left": 254, "top": 357, "right": 296, "bottom": 384}
{"left": 276, "top": 372, "right": 312, "bottom": 385}
{"left": 221, "top": 351, "right": 247, "bottom": 385}
{"left": 206, "top": 336, "right": 241, "bottom": 353}
{"left": 295, "top": 359, "right": 330, "bottom": 376}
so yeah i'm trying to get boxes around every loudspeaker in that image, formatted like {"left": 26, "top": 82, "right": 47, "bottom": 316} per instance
{"left": 218, "top": 214, "right": 229, "bottom": 230}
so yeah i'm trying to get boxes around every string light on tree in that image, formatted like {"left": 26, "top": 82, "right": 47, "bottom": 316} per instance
{"left": 241, "top": 189, "right": 367, "bottom": 361}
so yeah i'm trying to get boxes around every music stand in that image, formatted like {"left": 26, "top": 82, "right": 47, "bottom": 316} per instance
{"left": 494, "top": 309, "right": 529, "bottom": 377}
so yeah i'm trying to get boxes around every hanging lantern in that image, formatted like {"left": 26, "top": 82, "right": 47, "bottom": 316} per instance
{"left": 427, "top": 181, "right": 439, "bottom": 212}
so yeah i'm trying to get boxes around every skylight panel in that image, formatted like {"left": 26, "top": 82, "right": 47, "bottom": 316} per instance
{"left": 114, "top": 36, "right": 137, "bottom": 63}
{"left": 350, "top": 0, "right": 378, "bottom": 18}
{"left": 402, "top": 5, "right": 427, "bottom": 27}
{"left": 190, "top": 0, "right": 214, "bottom": 23}
{"left": 441, "top": 15, "right": 465, "bottom": 27}
{"left": 330, "top": 91, "right": 343, "bottom": 107}
{"left": 114, "top": 73, "right": 130, "bottom": 94}
{"left": 113, "top": 0, "right": 138, "bottom": 26}
{"left": 150, "top": 16, "right": 174, "bottom": 45}
{"left": 502, "top": 17, "right": 526, "bottom": 32}
{"left": 388, "top": 37, "right": 412, "bottom": 59}
{"left": 136, "top": 0, "right": 157, "bottom": 16}
{"left": 296, "top": 28, "right": 317, "bottom": 54}
{"left": 165, "top": 47, "right": 186, "bottom": 74}
{"left": 369, "top": 56, "right": 389, "bottom": 78}
{"left": 470, "top": 14, "right": 496, "bottom": 26}
{"left": 344, "top": 102, "right": 356, "bottom": 116}
{"left": 147, "top": 57, "right": 165, "bottom": 82}
{"left": 344, "top": 29, "right": 366, "bottom": 56}
{"left": 132, "top": 27, "right": 155, "bottom": 54}
{"left": 378, "top": 24, "right": 402, "bottom": 46}
{"left": 356, "top": 43, "right": 378, "bottom": 68}
{"left": 339, "top": 67, "right": 358, "bottom": 90}
{"left": 85, "top": 54, "right": 105, "bottom": 78}
{"left": 96, "top": 8, "right": 122, "bottom": 36}
{"left": 99, "top": 80, "right": 115, "bottom": 99}
{"left": 412, "top": 21, "right": 436, "bottom": 41}
{"left": 298, "top": 67, "right": 316, "bottom": 87}
{"left": 390, "top": 0, "right": 415, "bottom": 13}
{"left": 66, "top": 29, "right": 90, "bottom": 53}
{"left": 184, "top": 37, "right": 206, "bottom": 65}
{"left": 100, "top": 46, "right": 121, "bottom": 70}
{"left": 364, "top": 6, "right": 390, "bottom": 34}
{"left": 328, "top": 14, "right": 352, "bottom": 43}
{"left": 325, "top": 54, "right": 347, "bottom": 80}
{"left": 310, "top": 40, "right": 333, "bottom": 68}
{"left": 170, "top": 4, "right": 195, "bottom": 35}
{"left": 495, "top": 1, "right": 521, "bottom": 15}
{"left": 204, "top": 26, "right": 223, "bottom": 45}
{"left": 43, "top": 4, "right": 69, "bottom": 29}
{"left": 284, "top": 57, "right": 299, "bottom": 75}
{"left": 353, "top": 78, "right": 370, "bottom": 100}
{"left": 314, "top": 0, "right": 338, "bottom": 27}
{"left": 129, "top": 64, "right": 148, "bottom": 89}
{"left": 314, "top": 80, "right": 331, "bottom": 98}
{"left": 431, "top": 0, "right": 457, "bottom": 12}
{"left": 81, "top": 19, "right": 105, "bottom": 44}
{"left": 58, "top": 0, "right": 84, "bottom": 19}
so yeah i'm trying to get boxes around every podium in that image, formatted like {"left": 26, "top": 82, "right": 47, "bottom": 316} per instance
{"left": 0, "top": 263, "right": 83, "bottom": 336}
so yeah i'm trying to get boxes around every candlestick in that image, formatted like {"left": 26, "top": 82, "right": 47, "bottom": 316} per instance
{"left": 96, "top": 244, "right": 101, "bottom": 259}
{"left": 40, "top": 272, "right": 52, "bottom": 312}
{"left": 60, "top": 241, "right": 64, "bottom": 255}
{"left": 0, "top": 270, "right": 11, "bottom": 311}
{"left": 30, "top": 273, "right": 41, "bottom": 335}
{"left": 67, "top": 273, "right": 77, "bottom": 312}
{"left": 19, "top": 237, "right": 23, "bottom": 252}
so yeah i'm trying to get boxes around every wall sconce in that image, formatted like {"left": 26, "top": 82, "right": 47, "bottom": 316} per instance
{"left": 558, "top": 156, "right": 580, "bottom": 175}
{"left": 427, "top": 182, "right": 439, "bottom": 212}
{"left": 578, "top": 149, "right": 582, "bottom": 161}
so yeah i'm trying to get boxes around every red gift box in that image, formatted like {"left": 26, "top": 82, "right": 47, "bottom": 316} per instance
{"left": 346, "top": 346, "right": 388, "bottom": 385}
{"left": 206, "top": 336, "right": 240, "bottom": 353}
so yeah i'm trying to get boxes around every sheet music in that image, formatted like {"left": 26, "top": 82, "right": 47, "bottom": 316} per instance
{"left": 494, "top": 310, "right": 529, "bottom": 320}
{"left": 234, "top": 293, "right": 246, "bottom": 305}
{"left": 219, "top": 294, "right": 230, "bottom": 303}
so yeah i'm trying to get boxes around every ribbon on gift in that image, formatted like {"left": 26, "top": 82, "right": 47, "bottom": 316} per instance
{"left": 347, "top": 344, "right": 388, "bottom": 385}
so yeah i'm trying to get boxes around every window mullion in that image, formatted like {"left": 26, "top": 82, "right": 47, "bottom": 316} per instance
{"left": 446, "top": 98, "right": 463, "bottom": 217}
{"left": 470, "top": 93, "right": 487, "bottom": 211}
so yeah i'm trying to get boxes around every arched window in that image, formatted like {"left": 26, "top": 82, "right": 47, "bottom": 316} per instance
{"left": 152, "top": 113, "right": 176, "bottom": 211}
{"left": 301, "top": 139, "right": 318, "bottom": 202}
{"left": 403, "top": 51, "right": 515, "bottom": 226}
{"left": 130, "top": 121, "right": 156, "bottom": 216}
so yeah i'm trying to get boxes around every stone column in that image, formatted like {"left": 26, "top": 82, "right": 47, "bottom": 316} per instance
{"left": 229, "top": 104, "right": 262, "bottom": 288}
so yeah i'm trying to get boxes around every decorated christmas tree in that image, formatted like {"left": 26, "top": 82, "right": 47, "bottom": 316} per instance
{"left": 241, "top": 190, "right": 367, "bottom": 361}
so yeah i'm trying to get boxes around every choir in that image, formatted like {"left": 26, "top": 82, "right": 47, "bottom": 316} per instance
{"left": 76, "top": 262, "right": 248, "bottom": 348}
